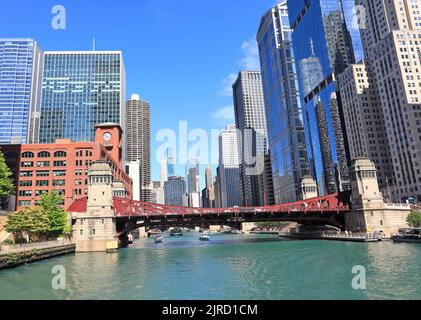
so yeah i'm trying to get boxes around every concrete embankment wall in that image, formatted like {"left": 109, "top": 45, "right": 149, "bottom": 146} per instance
{"left": 0, "top": 244, "right": 76, "bottom": 270}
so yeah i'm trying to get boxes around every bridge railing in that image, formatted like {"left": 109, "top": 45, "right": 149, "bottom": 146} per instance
{"left": 110, "top": 193, "right": 350, "bottom": 217}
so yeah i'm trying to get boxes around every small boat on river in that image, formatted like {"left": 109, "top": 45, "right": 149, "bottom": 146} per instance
{"left": 392, "top": 228, "right": 421, "bottom": 243}
{"left": 154, "top": 235, "right": 164, "bottom": 243}
{"left": 199, "top": 234, "right": 210, "bottom": 241}
{"left": 170, "top": 228, "right": 183, "bottom": 236}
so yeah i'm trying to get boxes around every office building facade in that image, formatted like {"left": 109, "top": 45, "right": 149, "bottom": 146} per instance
{"left": 232, "top": 71, "right": 269, "bottom": 206}
{"left": 218, "top": 124, "right": 242, "bottom": 208}
{"left": 338, "top": 61, "right": 395, "bottom": 200}
{"left": 164, "top": 176, "right": 186, "bottom": 206}
{"left": 39, "top": 51, "right": 126, "bottom": 144}
{"left": 0, "top": 124, "right": 132, "bottom": 211}
{"left": 355, "top": 0, "right": 421, "bottom": 201}
{"left": 287, "top": 0, "right": 360, "bottom": 194}
{"left": 125, "top": 94, "right": 151, "bottom": 202}
{"left": 257, "top": 3, "right": 310, "bottom": 204}
{"left": 0, "top": 39, "right": 43, "bottom": 145}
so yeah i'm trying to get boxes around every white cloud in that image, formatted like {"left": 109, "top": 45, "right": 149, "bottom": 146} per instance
{"left": 218, "top": 36, "right": 260, "bottom": 97}
{"left": 219, "top": 73, "right": 237, "bottom": 97}
{"left": 239, "top": 38, "right": 260, "bottom": 70}
{"left": 212, "top": 105, "right": 235, "bottom": 122}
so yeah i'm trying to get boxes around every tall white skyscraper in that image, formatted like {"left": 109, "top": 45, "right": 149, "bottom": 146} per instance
{"left": 219, "top": 124, "right": 242, "bottom": 208}
{"left": 125, "top": 93, "right": 151, "bottom": 202}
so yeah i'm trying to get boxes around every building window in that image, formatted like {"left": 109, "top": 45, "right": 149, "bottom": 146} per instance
{"left": 54, "top": 151, "right": 67, "bottom": 157}
{"left": 36, "top": 171, "right": 50, "bottom": 177}
{"left": 36, "top": 180, "right": 49, "bottom": 187}
{"left": 21, "top": 161, "right": 33, "bottom": 168}
{"left": 92, "top": 229, "right": 96, "bottom": 235}
{"left": 80, "top": 230, "right": 83, "bottom": 235}
{"left": 53, "top": 170, "right": 66, "bottom": 177}
{"left": 21, "top": 152, "right": 34, "bottom": 158}
{"left": 19, "top": 180, "right": 32, "bottom": 187}
{"left": 18, "top": 200, "right": 31, "bottom": 207}
{"left": 35, "top": 190, "right": 49, "bottom": 196}
{"left": 53, "top": 180, "right": 66, "bottom": 186}
{"left": 37, "top": 161, "right": 50, "bottom": 168}
{"left": 38, "top": 151, "right": 51, "bottom": 158}
{"left": 18, "top": 190, "right": 32, "bottom": 197}
{"left": 19, "top": 171, "right": 33, "bottom": 177}
{"left": 53, "top": 160, "right": 67, "bottom": 167}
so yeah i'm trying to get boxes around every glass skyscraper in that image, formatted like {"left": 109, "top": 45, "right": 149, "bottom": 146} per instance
{"left": 257, "top": 2, "right": 310, "bottom": 204}
{"left": 39, "top": 51, "right": 126, "bottom": 143}
{"left": 0, "top": 39, "right": 43, "bottom": 144}
{"left": 287, "top": 0, "right": 360, "bottom": 194}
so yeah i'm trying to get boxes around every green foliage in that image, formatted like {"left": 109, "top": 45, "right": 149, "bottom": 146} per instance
{"left": 406, "top": 211, "right": 421, "bottom": 228}
{"left": 5, "top": 191, "right": 71, "bottom": 242}
{"left": 39, "top": 191, "right": 69, "bottom": 237}
{"left": 1, "top": 239, "right": 13, "bottom": 245}
{"left": 3, "top": 250, "right": 36, "bottom": 265}
{"left": 4, "top": 253, "right": 20, "bottom": 264}
{"left": 5, "top": 207, "right": 50, "bottom": 241}
{"left": 0, "top": 150, "right": 14, "bottom": 198}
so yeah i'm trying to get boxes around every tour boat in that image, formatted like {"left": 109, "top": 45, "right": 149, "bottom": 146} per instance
{"left": 154, "top": 235, "right": 163, "bottom": 243}
{"left": 127, "top": 233, "right": 134, "bottom": 244}
{"left": 199, "top": 234, "right": 210, "bottom": 241}
{"left": 392, "top": 228, "right": 421, "bottom": 243}
{"left": 170, "top": 228, "right": 183, "bottom": 236}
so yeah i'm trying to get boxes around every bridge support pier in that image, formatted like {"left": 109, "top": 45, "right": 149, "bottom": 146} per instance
{"left": 72, "top": 161, "right": 119, "bottom": 252}
{"left": 345, "top": 158, "right": 411, "bottom": 236}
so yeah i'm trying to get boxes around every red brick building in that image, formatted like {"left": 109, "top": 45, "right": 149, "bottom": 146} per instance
{"left": 0, "top": 123, "right": 132, "bottom": 211}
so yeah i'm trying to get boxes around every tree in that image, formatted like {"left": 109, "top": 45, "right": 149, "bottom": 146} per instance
{"left": 0, "top": 150, "right": 14, "bottom": 198}
{"left": 406, "top": 211, "right": 421, "bottom": 228}
{"left": 5, "top": 207, "right": 50, "bottom": 242}
{"left": 39, "top": 191, "right": 69, "bottom": 237}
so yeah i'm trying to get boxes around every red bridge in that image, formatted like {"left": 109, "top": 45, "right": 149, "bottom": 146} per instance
{"left": 69, "top": 192, "right": 351, "bottom": 231}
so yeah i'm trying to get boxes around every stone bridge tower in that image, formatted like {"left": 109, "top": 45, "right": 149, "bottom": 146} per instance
{"left": 73, "top": 160, "right": 119, "bottom": 252}
{"left": 345, "top": 158, "right": 411, "bottom": 236}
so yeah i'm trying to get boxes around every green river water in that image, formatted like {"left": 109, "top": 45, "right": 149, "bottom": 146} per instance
{"left": 0, "top": 233, "right": 420, "bottom": 300}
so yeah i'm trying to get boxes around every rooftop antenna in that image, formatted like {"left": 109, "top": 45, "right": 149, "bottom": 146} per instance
{"left": 92, "top": 38, "right": 96, "bottom": 51}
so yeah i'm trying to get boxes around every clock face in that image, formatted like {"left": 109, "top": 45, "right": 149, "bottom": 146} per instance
{"left": 103, "top": 132, "right": 112, "bottom": 141}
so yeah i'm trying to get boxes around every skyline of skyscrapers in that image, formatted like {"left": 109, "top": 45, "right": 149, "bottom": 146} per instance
{"left": 2, "top": 0, "right": 421, "bottom": 208}
{"left": 0, "top": 38, "right": 43, "bottom": 145}
{"left": 257, "top": 2, "right": 310, "bottom": 204}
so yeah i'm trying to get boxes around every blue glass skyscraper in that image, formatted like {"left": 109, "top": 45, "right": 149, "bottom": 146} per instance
{"left": 287, "top": 0, "right": 361, "bottom": 194}
{"left": 257, "top": 2, "right": 310, "bottom": 204}
{"left": 39, "top": 51, "right": 126, "bottom": 143}
{"left": 0, "top": 39, "right": 43, "bottom": 144}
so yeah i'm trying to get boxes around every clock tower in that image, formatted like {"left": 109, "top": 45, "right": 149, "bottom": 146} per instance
{"left": 95, "top": 123, "right": 123, "bottom": 167}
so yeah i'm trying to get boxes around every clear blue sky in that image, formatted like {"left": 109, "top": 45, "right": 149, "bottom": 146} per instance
{"left": 0, "top": 0, "right": 277, "bottom": 186}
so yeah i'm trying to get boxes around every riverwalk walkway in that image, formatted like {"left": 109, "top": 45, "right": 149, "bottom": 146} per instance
{"left": 0, "top": 239, "right": 75, "bottom": 270}
{"left": 278, "top": 231, "right": 386, "bottom": 242}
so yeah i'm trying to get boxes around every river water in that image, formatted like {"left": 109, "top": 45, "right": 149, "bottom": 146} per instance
{"left": 0, "top": 232, "right": 420, "bottom": 300}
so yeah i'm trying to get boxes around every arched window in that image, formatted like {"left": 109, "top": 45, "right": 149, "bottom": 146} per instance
{"left": 38, "top": 151, "right": 51, "bottom": 158}
{"left": 54, "top": 151, "right": 67, "bottom": 158}
{"left": 22, "top": 152, "right": 34, "bottom": 158}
